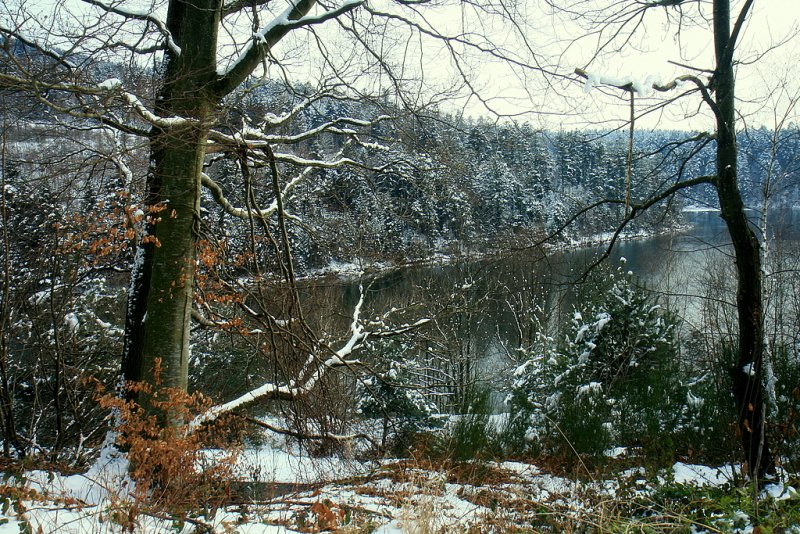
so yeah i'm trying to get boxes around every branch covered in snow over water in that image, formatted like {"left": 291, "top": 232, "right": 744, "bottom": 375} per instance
{"left": 189, "top": 286, "right": 429, "bottom": 430}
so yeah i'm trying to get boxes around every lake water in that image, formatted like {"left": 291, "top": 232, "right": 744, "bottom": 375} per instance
{"left": 295, "top": 209, "right": 800, "bottom": 409}
{"left": 330, "top": 209, "right": 797, "bottom": 327}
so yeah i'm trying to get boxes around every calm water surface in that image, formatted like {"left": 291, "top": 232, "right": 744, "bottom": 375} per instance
{"left": 293, "top": 210, "right": 800, "bottom": 406}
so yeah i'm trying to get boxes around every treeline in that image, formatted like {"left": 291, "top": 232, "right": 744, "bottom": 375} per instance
{"left": 208, "top": 80, "right": 800, "bottom": 271}
{"left": 3, "top": 68, "right": 799, "bottom": 274}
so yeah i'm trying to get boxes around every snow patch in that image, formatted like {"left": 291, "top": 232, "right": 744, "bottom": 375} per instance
{"left": 672, "top": 462, "right": 735, "bottom": 486}
{"left": 604, "top": 446, "right": 627, "bottom": 458}
{"left": 97, "top": 78, "right": 122, "bottom": 90}
{"left": 762, "top": 482, "right": 797, "bottom": 501}
{"left": 687, "top": 390, "right": 705, "bottom": 408}
{"left": 682, "top": 205, "right": 719, "bottom": 213}
{"left": 64, "top": 312, "right": 80, "bottom": 334}
{"left": 583, "top": 69, "right": 664, "bottom": 97}
{"left": 576, "top": 381, "right": 602, "bottom": 398}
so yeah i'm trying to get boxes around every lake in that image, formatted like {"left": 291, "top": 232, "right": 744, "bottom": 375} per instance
{"left": 298, "top": 209, "right": 800, "bottom": 409}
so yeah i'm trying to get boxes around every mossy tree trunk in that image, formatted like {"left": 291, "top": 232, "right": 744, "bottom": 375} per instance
{"left": 122, "top": 0, "right": 221, "bottom": 394}
{"left": 121, "top": 0, "right": 334, "bottom": 408}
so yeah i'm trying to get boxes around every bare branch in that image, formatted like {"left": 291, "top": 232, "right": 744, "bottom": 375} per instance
{"left": 213, "top": 0, "right": 364, "bottom": 98}
{"left": 242, "top": 416, "right": 380, "bottom": 449}
{"left": 222, "top": 0, "right": 273, "bottom": 17}
{"left": 0, "top": 25, "right": 76, "bottom": 70}
{"left": 723, "top": 0, "right": 754, "bottom": 69}
{"left": 80, "top": 0, "right": 182, "bottom": 55}
{"left": 577, "top": 174, "right": 717, "bottom": 279}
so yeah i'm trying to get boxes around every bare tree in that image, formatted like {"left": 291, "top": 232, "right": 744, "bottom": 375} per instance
{"left": 0, "top": 0, "right": 545, "bottom": 437}
{"left": 557, "top": 0, "right": 793, "bottom": 480}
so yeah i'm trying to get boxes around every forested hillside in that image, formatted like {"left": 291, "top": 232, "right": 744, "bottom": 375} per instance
{"left": 4, "top": 72, "right": 799, "bottom": 275}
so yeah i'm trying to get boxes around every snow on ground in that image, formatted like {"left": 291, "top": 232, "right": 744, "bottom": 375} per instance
{"left": 234, "top": 446, "right": 373, "bottom": 484}
{"left": 0, "top": 447, "right": 796, "bottom": 533}
{"left": 672, "top": 461, "right": 737, "bottom": 486}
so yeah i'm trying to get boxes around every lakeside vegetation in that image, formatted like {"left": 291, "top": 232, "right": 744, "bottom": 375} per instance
{"left": 1, "top": 0, "right": 799, "bottom": 531}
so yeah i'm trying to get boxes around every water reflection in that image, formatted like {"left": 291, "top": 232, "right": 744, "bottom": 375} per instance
{"left": 297, "top": 211, "right": 797, "bottom": 407}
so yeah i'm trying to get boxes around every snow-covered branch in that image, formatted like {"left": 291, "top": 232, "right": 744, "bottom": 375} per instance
{"left": 115, "top": 86, "right": 194, "bottom": 128}
{"left": 254, "top": 116, "right": 393, "bottom": 145}
{"left": 0, "top": 72, "right": 188, "bottom": 132}
{"left": 206, "top": 114, "right": 393, "bottom": 149}
{"left": 262, "top": 93, "right": 327, "bottom": 129}
{"left": 189, "top": 286, "right": 369, "bottom": 429}
{"left": 102, "top": 127, "right": 135, "bottom": 187}
{"left": 271, "top": 152, "right": 359, "bottom": 168}
{"left": 369, "top": 318, "right": 431, "bottom": 337}
{"left": 201, "top": 173, "right": 257, "bottom": 220}
{"left": 213, "top": 0, "right": 364, "bottom": 98}
{"left": 190, "top": 308, "right": 224, "bottom": 328}
{"left": 201, "top": 138, "right": 355, "bottom": 220}
{"left": 189, "top": 287, "right": 430, "bottom": 430}
{"left": 575, "top": 67, "right": 721, "bottom": 122}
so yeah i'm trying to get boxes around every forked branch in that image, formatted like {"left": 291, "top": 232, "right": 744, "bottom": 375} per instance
{"left": 189, "top": 286, "right": 429, "bottom": 430}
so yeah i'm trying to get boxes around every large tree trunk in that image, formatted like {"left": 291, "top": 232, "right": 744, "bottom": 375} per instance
{"left": 120, "top": 0, "right": 324, "bottom": 403}
{"left": 712, "top": 0, "right": 775, "bottom": 480}
{"left": 122, "top": 0, "right": 221, "bottom": 395}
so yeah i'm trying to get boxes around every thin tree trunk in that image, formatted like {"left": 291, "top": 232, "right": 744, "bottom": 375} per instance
{"left": 0, "top": 111, "right": 20, "bottom": 456}
{"left": 712, "top": 0, "right": 775, "bottom": 480}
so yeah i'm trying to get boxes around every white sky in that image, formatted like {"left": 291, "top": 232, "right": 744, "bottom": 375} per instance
{"left": 6, "top": 0, "right": 800, "bottom": 131}
{"left": 438, "top": 0, "right": 800, "bottom": 131}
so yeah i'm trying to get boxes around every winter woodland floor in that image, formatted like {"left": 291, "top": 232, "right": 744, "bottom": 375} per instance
{"left": 1, "top": 436, "right": 798, "bottom": 533}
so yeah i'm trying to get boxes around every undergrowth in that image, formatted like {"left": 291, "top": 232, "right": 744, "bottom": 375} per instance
{"left": 93, "top": 361, "right": 239, "bottom": 528}
{"left": 614, "top": 476, "right": 800, "bottom": 533}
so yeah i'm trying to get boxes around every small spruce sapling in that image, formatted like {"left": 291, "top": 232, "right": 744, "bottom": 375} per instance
{"left": 357, "top": 357, "right": 438, "bottom": 455}
{"left": 509, "top": 260, "right": 685, "bottom": 460}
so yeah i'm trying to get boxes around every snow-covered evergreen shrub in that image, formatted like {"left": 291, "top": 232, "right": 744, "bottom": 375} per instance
{"left": 508, "top": 262, "right": 686, "bottom": 460}
{"left": 357, "top": 357, "right": 438, "bottom": 455}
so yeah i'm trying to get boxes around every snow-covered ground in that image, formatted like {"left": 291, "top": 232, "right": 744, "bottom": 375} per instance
{"left": 2, "top": 440, "right": 795, "bottom": 533}
{"left": 682, "top": 205, "right": 720, "bottom": 213}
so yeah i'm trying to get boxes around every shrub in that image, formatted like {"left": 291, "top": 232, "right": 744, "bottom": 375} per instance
{"left": 95, "top": 363, "right": 238, "bottom": 520}
{"left": 508, "top": 262, "right": 687, "bottom": 462}
{"left": 357, "top": 357, "right": 439, "bottom": 455}
{"left": 417, "top": 387, "right": 529, "bottom": 464}
{"left": 443, "top": 389, "right": 497, "bottom": 462}
{"left": 766, "top": 342, "right": 800, "bottom": 471}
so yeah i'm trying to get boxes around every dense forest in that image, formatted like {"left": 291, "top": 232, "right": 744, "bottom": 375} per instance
{"left": 5, "top": 73, "right": 800, "bottom": 273}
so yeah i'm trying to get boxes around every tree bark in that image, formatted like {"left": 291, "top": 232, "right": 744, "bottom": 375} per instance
{"left": 121, "top": 0, "right": 328, "bottom": 403}
{"left": 712, "top": 0, "right": 775, "bottom": 480}
{"left": 122, "top": 0, "right": 221, "bottom": 395}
